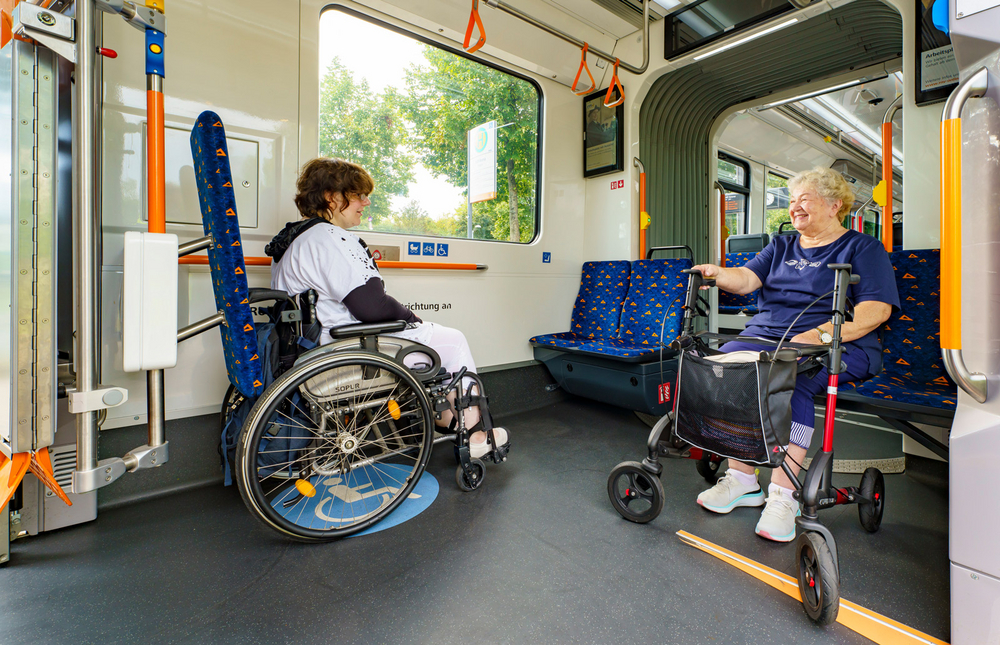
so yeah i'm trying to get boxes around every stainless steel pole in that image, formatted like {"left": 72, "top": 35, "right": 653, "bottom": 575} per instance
{"left": 74, "top": 0, "right": 100, "bottom": 477}
{"left": 146, "top": 370, "right": 165, "bottom": 447}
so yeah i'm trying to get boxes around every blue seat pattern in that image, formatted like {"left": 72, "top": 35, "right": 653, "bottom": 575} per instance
{"left": 191, "top": 111, "right": 263, "bottom": 398}
{"left": 718, "top": 251, "right": 760, "bottom": 315}
{"left": 530, "top": 261, "right": 630, "bottom": 349}
{"left": 851, "top": 249, "right": 956, "bottom": 410}
{"left": 577, "top": 259, "right": 691, "bottom": 358}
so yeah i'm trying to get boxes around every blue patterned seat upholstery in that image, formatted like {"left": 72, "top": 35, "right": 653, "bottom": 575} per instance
{"left": 577, "top": 258, "right": 691, "bottom": 359}
{"left": 530, "top": 261, "right": 631, "bottom": 349}
{"left": 191, "top": 111, "right": 263, "bottom": 398}
{"left": 718, "top": 252, "right": 760, "bottom": 314}
{"left": 851, "top": 249, "right": 956, "bottom": 410}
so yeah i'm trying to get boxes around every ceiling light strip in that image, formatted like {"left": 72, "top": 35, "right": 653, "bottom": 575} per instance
{"left": 692, "top": 18, "right": 799, "bottom": 62}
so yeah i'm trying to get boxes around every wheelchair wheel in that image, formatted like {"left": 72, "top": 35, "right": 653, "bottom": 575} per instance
{"left": 858, "top": 467, "right": 885, "bottom": 533}
{"left": 455, "top": 459, "right": 485, "bottom": 492}
{"left": 695, "top": 454, "right": 723, "bottom": 483}
{"left": 607, "top": 461, "right": 664, "bottom": 524}
{"left": 235, "top": 351, "right": 434, "bottom": 542}
{"left": 796, "top": 532, "right": 840, "bottom": 625}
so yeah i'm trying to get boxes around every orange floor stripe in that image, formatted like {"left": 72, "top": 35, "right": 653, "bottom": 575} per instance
{"left": 676, "top": 530, "right": 949, "bottom": 645}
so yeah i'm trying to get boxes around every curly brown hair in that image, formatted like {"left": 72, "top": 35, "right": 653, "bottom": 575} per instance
{"left": 294, "top": 158, "right": 375, "bottom": 220}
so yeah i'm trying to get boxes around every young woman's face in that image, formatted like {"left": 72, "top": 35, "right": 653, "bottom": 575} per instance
{"left": 327, "top": 192, "right": 371, "bottom": 229}
{"left": 788, "top": 185, "right": 842, "bottom": 236}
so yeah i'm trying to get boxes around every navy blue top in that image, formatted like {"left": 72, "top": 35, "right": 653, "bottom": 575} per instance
{"left": 741, "top": 230, "right": 900, "bottom": 375}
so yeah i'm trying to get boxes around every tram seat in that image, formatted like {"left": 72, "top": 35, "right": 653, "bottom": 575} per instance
{"left": 530, "top": 257, "right": 692, "bottom": 415}
{"left": 190, "top": 110, "right": 269, "bottom": 398}
{"left": 718, "top": 251, "right": 761, "bottom": 315}
{"left": 834, "top": 248, "right": 955, "bottom": 458}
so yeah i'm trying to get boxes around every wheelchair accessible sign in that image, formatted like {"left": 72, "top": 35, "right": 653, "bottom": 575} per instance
{"left": 269, "top": 464, "right": 439, "bottom": 537}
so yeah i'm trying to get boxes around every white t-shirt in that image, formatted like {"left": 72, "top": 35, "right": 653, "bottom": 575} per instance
{"left": 270, "top": 222, "right": 432, "bottom": 345}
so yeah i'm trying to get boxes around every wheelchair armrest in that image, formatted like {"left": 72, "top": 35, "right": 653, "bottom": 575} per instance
{"left": 330, "top": 320, "right": 407, "bottom": 339}
{"left": 247, "top": 288, "right": 294, "bottom": 305}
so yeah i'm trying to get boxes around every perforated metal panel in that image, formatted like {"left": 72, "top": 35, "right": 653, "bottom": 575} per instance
{"left": 639, "top": 0, "right": 902, "bottom": 263}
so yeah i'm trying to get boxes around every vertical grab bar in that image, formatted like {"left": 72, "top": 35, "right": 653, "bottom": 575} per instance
{"left": 634, "top": 158, "right": 649, "bottom": 260}
{"left": 940, "top": 67, "right": 989, "bottom": 404}
{"left": 881, "top": 95, "right": 902, "bottom": 252}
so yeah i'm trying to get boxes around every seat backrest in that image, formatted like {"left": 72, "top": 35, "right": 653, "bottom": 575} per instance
{"left": 569, "top": 261, "right": 631, "bottom": 340}
{"left": 726, "top": 233, "right": 769, "bottom": 254}
{"left": 881, "top": 249, "right": 954, "bottom": 387}
{"left": 619, "top": 258, "right": 693, "bottom": 346}
{"left": 190, "top": 110, "right": 264, "bottom": 398}
{"left": 718, "top": 251, "right": 761, "bottom": 311}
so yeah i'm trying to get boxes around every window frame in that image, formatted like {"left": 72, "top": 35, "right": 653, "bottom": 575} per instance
{"left": 319, "top": 5, "right": 545, "bottom": 245}
{"left": 717, "top": 152, "right": 750, "bottom": 237}
{"left": 763, "top": 168, "right": 791, "bottom": 235}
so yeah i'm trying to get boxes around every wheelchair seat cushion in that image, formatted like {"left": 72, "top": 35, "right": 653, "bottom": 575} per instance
{"left": 191, "top": 111, "right": 263, "bottom": 398}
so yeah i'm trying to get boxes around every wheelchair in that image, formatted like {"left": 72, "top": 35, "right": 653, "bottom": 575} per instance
{"left": 220, "top": 289, "right": 510, "bottom": 542}
{"left": 608, "top": 265, "right": 886, "bottom": 626}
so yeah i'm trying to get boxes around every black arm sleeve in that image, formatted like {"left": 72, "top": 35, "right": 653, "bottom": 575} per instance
{"left": 342, "top": 277, "right": 421, "bottom": 324}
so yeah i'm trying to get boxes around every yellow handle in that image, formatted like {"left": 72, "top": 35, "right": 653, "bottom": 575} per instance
{"left": 940, "top": 118, "right": 962, "bottom": 350}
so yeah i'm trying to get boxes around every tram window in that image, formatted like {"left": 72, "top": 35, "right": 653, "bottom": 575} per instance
{"left": 764, "top": 171, "right": 790, "bottom": 234}
{"left": 318, "top": 8, "right": 541, "bottom": 243}
{"left": 717, "top": 154, "right": 749, "bottom": 236}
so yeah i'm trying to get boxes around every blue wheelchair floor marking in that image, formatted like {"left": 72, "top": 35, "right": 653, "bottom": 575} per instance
{"left": 270, "top": 463, "right": 438, "bottom": 536}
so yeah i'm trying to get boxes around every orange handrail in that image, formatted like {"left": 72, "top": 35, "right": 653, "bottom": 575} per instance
{"left": 147, "top": 89, "right": 166, "bottom": 234}
{"left": 179, "top": 255, "right": 272, "bottom": 266}
{"left": 881, "top": 121, "right": 893, "bottom": 252}
{"left": 940, "top": 117, "right": 962, "bottom": 350}
{"left": 377, "top": 261, "right": 486, "bottom": 271}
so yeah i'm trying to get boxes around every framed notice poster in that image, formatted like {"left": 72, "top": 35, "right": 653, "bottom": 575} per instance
{"left": 916, "top": 0, "right": 960, "bottom": 106}
{"left": 583, "top": 88, "right": 623, "bottom": 178}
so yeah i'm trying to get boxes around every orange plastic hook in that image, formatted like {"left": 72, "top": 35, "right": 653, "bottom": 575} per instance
{"left": 572, "top": 43, "right": 596, "bottom": 96}
{"left": 604, "top": 58, "right": 624, "bottom": 108}
{"left": 463, "top": 0, "right": 486, "bottom": 53}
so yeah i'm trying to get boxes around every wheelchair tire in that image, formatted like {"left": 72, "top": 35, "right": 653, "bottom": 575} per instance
{"left": 607, "top": 461, "right": 664, "bottom": 524}
{"left": 796, "top": 531, "right": 840, "bottom": 625}
{"left": 858, "top": 467, "right": 885, "bottom": 533}
{"left": 455, "top": 459, "right": 485, "bottom": 492}
{"left": 236, "top": 351, "right": 434, "bottom": 542}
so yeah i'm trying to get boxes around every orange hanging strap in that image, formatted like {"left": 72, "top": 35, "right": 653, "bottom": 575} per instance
{"left": 463, "top": 0, "right": 486, "bottom": 53}
{"left": 572, "top": 43, "right": 596, "bottom": 96}
{"left": 604, "top": 58, "right": 624, "bottom": 108}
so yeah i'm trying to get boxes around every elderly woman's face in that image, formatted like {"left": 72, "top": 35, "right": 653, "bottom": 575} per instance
{"left": 789, "top": 185, "right": 842, "bottom": 235}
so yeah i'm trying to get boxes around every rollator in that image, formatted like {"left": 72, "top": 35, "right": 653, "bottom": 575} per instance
{"left": 608, "top": 266, "right": 886, "bottom": 625}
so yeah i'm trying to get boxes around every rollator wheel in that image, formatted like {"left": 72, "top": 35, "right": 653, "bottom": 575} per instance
{"left": 695, "top": 454, "right": 723, "bottom": 483}
{"left": 455, "top": 459, "right": 485, "bottom": 492}
{"left": 235, "top": 351, "right": 435, "bottom": 542}
{"left": 796, "top": 532, "right": 840, "bottom": 625}
{"left": 607, "top": 461, "right": 664, "bottom": 524}
{"left": 858, "top": 467, "right": 885, "bottom": 533}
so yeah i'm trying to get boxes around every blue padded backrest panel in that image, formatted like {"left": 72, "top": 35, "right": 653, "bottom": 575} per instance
{"left": 570, "top": 261, "right": 631, "bottom": 340}
{"left": 718, "top": 252, "right": 759, "bottom": 310}
{"left": 191, "top": 111, "right": 263, "bottom": 398}
{"left": 620, "top": 258, "right": 692, "bottom": 346}
{"left": 882, "top": 249, "right": 953, "bottom": 387}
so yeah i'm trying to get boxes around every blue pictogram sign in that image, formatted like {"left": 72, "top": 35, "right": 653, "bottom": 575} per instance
{"left": 422, "top": 242, "right": 435, "bottom": 256}
{"left": 437, "top": 243, "right": 449, "bottom": 257}
{"left": 542, "top": 252, "right": 551, "bottom": 264}
{"left": 408, "top": 241, "right": 421, "bottom": 255}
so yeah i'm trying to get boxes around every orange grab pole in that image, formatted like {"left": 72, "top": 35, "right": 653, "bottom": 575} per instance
{"left": 638, "top": 171, "right": 647, "bottom": 259}
{"left": 719, "top": 189, "right": 727, "bottom": 267}
{"left": 940, "top": 118, "right": 963, "bottom": 350}
{"left": 376, "top": 261, "right": 485, "bottom": 271}
{"left": 147, "top": 88, "right": 166, "bottom": 234}
{"left": 179, "top": 255, "right": 272, "bottom": 266}
{"left": 881, "top": 121, "right": 893, "bottom": 252}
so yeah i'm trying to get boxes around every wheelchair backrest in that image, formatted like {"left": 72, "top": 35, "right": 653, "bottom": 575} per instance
{"left": 190, "top": 111, "right": 264, "bottom": 398}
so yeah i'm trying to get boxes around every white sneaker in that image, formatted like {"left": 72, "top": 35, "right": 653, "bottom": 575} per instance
{"left": 696, "top": 471, "right": 765, "bottom": 514}
{"left": 470, "top": 427, "right": 509, "bottom": 459}
{"left": 755, "top": 488, "right": 801, "bottom": 542}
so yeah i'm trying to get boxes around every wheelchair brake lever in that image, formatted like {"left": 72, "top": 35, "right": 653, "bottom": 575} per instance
{"left": 444, "top": 367, "right": 468, "bottom": 393}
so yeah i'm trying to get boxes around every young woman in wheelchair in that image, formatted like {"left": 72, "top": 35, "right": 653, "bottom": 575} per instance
{"left": 690, "top": 167, "right": 899, "bottom": 543}
{"left": 267, "top": 157, "right": 511, "bottom": 461}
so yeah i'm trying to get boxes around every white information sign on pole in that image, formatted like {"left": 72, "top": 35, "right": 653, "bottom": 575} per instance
{"left": 468, "top": 120, "right": 497, "bottom": 204}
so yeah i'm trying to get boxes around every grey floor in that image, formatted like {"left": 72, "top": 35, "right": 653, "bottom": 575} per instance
{"left": 1, "top": 399, "right": 949, "bottom": 645}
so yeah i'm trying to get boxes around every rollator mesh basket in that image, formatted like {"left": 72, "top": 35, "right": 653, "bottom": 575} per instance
{"left": 674, "top": 350, "right": 797, "bottom": 467}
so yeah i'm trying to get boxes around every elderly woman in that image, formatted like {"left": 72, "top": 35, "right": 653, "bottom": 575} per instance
{"left": 267, "top": 157, "right": 510, "bottom": 459}
{"left": 691, "top": 166, "right": 898, "bottom": 542}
